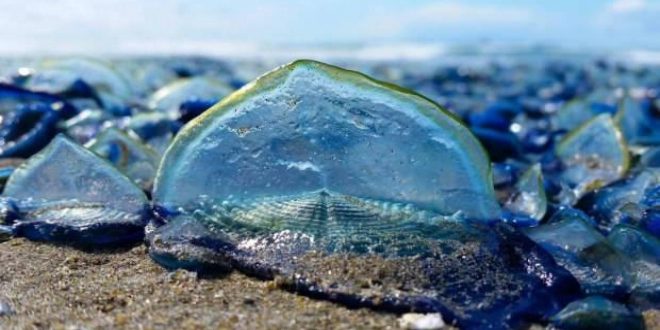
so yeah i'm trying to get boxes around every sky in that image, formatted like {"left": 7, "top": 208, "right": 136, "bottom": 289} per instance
{"left": 0, "top": 0, "right": 658, "bottom": 57}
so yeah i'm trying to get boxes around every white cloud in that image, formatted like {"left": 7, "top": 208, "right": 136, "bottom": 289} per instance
{"left": 590, "top": 0, "right": 660, "bottom": 50}
{"left": 361, "top": 1, "right": 535, "bottom": 39}
{"left": 0, "top": 0, "right": 300, "bottom": 55}
{"left": 401, "top": 2, "right": 533, "bottom": 26}
{"left": 0, "top": 0, "right": 658, "bottom": 55}
{"left": 607, "top": 0, "right": 647, "bottom": 13}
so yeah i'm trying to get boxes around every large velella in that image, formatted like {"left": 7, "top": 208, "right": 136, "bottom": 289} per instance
{"left": 154, "top": 60, "right": 499, "bottom": 219}
{"left": 2, "top": 135, "right": 149, "bottom": 245}
{"left": 149, "top": 60, "right": 579, "bottom": 328}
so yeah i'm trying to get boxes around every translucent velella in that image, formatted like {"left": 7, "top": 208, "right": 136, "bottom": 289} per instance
{"left": 555, "top": 114, "right": 629, "bottom": 204}
{"left": 22, "top": 58, "right": 134, "bottom": 115}
{"left": 154, "top": 60, "right": 499, "bottom": 219}
{"left": 148, "top": 77, "right": 234, "bottom": 119}
{"left": 149, "top": 60, "right": 580, "bottom": 329}
{"left": 607, "top": 224, "right": 660, "bottom": 307}
{"left": 86, "top": 127, "right": 160, "bottom": 191}
{"left": 578, "top": 169, "right": 660, "bottom": 233}
{"left": 0, "top": 158, "right": 24, "bottom": 192}
{"left": 0, "top": 224, "right": 12, "bottom": 242}
{"left": 524, "top": 215, "right": 651, "bottom": 300}
{"left": 503, "top": 163, "right": 547, "bottom": 224}
{"left": 616, "top": 95, "right": 660, "bottom": 146}
{"left": 550, "top": 296, "right": 644, "bottom": 330}
{"left": 0, "top": 83, "right": 76, "bottom": 158}
{"left": 2, "top": 135, "right": 149, "bottom": 245}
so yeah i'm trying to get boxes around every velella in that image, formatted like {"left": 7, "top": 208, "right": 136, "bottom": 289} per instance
{"left": 22, "top": 58, "right": 134, "bottom": 115}
{"left": 642, "top": 186, "right": 660, "bottom": 237}
{"left": 578, "top": 169, "right": 660, "bottom": 233}
{"left": 148, "top": 60, "right": 580, "bottom": 328}
{"left": 0, "top": 224, "right": 12, "bottom": 242}
{"left": 86, "top": 127, "right": 160, "bottom": 191}
{"left": 0, "top": 82, "right": 77, "bottom": 118}
{"left": 555, "top": 113, "right": 629, "bottom": 203}
{"left": 550, "top": 296, "right": 645, "bottom": 330}
{"left": 2, "top": 135, "right": 149, "bottom": 245}
{"left": 0, "top": 83, "right": 76, "bottom": 158}
{"left": 608, "top": 224, "right": 660, "bottom": 307}
{"left": 0, "top": 102, "right": 59, "bottom": 158}
{"left": 617, "top": 95, "right": 660, "bottom": 146}
{"left": 524, "top": 215, "right": 633, "bottom": 298}
{"left": 123, "top": 112, "right": 179, "bottom": 155}
{"left": 62, "top": 109, "right": 114, "bottom": 144}
{"left": 154, "top": 60, "right": 499, "bottom": 219}
{"left": 0, "top": 54, "right": 658, "bottom": 328}
{"left": 148, "top": 77, "right": 234, "bottom": 119}
{"left": 503, "top": 163, "right": 547, "bottom": 224}
{"left": 23, "top": 58, "right": 132, "bottom": 98}
{"left": 552, "top": 99, "right": 595, "bottom": 132}
{"left": 0, "top": 158, "right": 24, "bottom": 192}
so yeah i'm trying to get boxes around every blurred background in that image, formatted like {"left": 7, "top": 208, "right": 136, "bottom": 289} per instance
{"left": 1, "top": 0, "right": 659, "bottom": 63}
{"left": 0, "top": 0, "right": 658, "bottom": 167}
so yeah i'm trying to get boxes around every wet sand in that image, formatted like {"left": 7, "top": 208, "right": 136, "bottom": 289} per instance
{"left": 0, "top": 238, "right": 658, "bottom": 329}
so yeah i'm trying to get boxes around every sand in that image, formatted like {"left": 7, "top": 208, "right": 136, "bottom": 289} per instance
{"left": 0, "top": 238, "right": 658, "bottom": 330}
{"left": 0, "top": 238, "right": 399, "bottom": 330}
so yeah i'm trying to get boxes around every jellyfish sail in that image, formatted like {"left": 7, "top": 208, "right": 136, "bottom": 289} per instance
{"left": 154, "top": 60, "right": 499, "bottom": 219}
{"left": 149, "top": 60, "right": 578, "bottom": 329}
{"left": 3, "top": 135, "right": 149, "bottom": 245}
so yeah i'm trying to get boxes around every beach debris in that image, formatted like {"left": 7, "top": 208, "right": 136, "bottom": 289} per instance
{"left": 0, "top": 299, "right": 14, "bottom": 317}
{"left": 399, "top": 313, "right": 446, "bottom": 330}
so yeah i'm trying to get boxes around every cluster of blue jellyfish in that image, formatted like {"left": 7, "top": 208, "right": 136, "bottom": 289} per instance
{"left": 0, "top": 56, "right": 658, "bottom": 329}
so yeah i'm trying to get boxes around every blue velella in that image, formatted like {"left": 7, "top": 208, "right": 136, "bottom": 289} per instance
{"left": 608, "top": 224, "right": 660, "bottom": 307}
{"left": 148, "top": 77, "right": 234, "bottom": 120}
{"left": 86, "top": 127, "right": 160, "bottom": 191}
{"left": 0, "top": 83, "right": 77, "bottom": 158}
{"left": 550, "top": 296, "right": 644, "bottom": 330}
{"left": 148, "top": 60, "right": 580, "bottom": 329}
{"left": 2, "top": 135, "right": 149, "bottom": 245}
{"left": 555, "top": 114, "right": 629, "bottom": 204}
{"left": 503, "top": 163, "right": 547, "bottom": 225}
{"left": 525, "top": 215, "right": 634, "bottom": 298}
{"left": 154, "top": 60, "right": 499, "bottom": 219}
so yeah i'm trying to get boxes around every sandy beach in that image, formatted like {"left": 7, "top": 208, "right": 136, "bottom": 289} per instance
{"left": 0, "top": 238, "right": 401, "bottom": 330}
{"left": 1, "top": 238, "right": 658, "bottom": 330}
